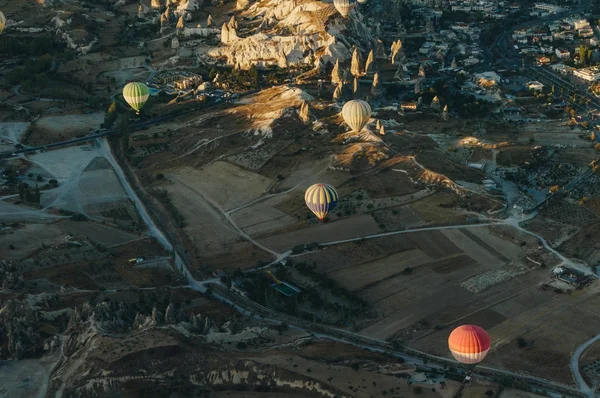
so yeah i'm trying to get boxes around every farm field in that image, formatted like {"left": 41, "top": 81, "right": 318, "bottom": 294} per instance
{"left": 26, "top": 112, "right": 104, "bottom": 145}
{"left": 297, "top": 223, "right": 590, "bottom": 383}
{"left": 167, "top": 162, "right": 273, "bottom": 211}
{"left": 258, "top": 214, "right": 382, "bottom": 252}
{"left": 163, "top": 174, "right": 245, "bottom": 257}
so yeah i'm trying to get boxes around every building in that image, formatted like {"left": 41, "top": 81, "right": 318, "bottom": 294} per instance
{"left": 401, "top": 102, "right": 418, "bottom": 111}
{"left": 573, "top": 67, "right": 600, "bottom": 82}
{"left": 550, "top": 63, "right": 574, "bottom": 75}
{"left": 533, "top": 2, "right": 563, "bottom": 14}
{"left": 537, "top": 55, "right": 551, "bottom": 65}
{"left": 527, "top": 81, "right": 545, "bottom": 91}
{"left": 555, "top": 48, "right": 571, "bottom": 60}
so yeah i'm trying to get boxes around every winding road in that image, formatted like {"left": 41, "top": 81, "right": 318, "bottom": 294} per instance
{"left": 571, "top": 335, "right": 600, "bottom": 398}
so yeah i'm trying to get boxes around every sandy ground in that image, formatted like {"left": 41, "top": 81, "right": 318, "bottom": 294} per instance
{"left": 232, "top": 194, "right": 298, "bottom": 236}
{"left": 168, "top": 162, "right": 273, "bottom": 211}
{"left": 258, "top": 215, "right": 381, "bottom": 252}
{"left": 0, "top": 354, "right": 59, "bottom": 398}
{"left": 59, "top": 220, "right": 139, "bottom": 247}
{"left": 30, "top": 112, "right": 103, "bottom": 143}
{"left": 0, "top": 122, "right": 30, "bottom": 144}
{"left": 41, "top": 160, "right": 128, "bottom": 214}
{"left": 0, "top": 222, "right": 66, "bottom": 260}
{"left": 29, "top": 146, "right": 102, "bottom": 182}
{"left": 276, "top": 156, "right": 334, "bottom": 191}
{"left": 251, "top": 354, "right": 459, "bottom": 398}
{"left": 0, "top": 200, "right": 64, "bottom": 223}
{"left": 165, "top": 177, "right": 242, "bottom": 256}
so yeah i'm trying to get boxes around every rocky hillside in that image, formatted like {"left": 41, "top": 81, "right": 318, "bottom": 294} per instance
{"left": 207, "top": 0, "right": 376, "bottom": 69}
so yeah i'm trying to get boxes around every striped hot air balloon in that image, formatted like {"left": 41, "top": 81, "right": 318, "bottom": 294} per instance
{"left": 123, "top": 82, "right": 150, "bottom": 114}
{"left": 342, "top": 100, "right": 372, "bottom": 132}
{"left": 305, "top": 183, "right": 339, "bottom": 221}
{"left": 334, "top": 0, "right": 352, "bottom": 17}
{"left": 0, "top": 11, "right": 6, "bottom": 34}
{"left": 448, "top": 325, "right": 490, "bottom": 365}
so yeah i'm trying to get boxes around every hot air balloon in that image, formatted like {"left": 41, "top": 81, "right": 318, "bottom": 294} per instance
{"left": 305, "top": 183, "right": 339, "bottom": 221}
{"left": 123, "top": 82, "right": 150, "bottom": 114}
{"left": 448, "top": 325, "right": 490, "bottom": 365}
{"left": 0, "top": 11, "right": 6, "bottom": 34}
{"left": 342, "top": 100, "right": 372, "bottom": 132}
{"left": 357, "top": 0, "right": 368, "bottom": 3}
{"left": 334, "top": 0, "right": 352, "bottom": 17}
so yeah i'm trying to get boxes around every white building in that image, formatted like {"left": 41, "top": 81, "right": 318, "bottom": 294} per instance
{"left": 533, "top": 3, "right": 563, "bottom": 14}
{"left": 527, "top": 81, "right": 545, "bottom": 91}
{"left": 573, "top": 67, "right": 600, "bottom": 82}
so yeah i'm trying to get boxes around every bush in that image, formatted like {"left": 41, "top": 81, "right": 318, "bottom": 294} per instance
{"left": 236, "top": 342, "right": 247, "bottom": 349}
{"left": 413, "top": 386, "right": 423, "bottom": 394}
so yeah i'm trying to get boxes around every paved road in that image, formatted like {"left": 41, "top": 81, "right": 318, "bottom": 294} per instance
{"left": 571, "top": 334, "right": 600, "bottom": 397}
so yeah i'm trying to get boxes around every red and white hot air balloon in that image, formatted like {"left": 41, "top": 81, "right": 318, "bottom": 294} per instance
{"left": 448, "top": 324, "right": 490, "bottom": 365}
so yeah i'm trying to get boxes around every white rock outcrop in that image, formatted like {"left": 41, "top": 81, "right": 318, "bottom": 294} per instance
{"left": 206, "top": 0, "right": 374, "bottom": 69}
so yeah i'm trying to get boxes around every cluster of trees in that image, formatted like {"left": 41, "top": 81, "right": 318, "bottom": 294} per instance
{"left": 0, "top": 35, "right": 63, "bottom": 57}
{"left": 212, "top": 65, "right": 260, "bottom": 91}
{"left": 6, "top": 54, "right": 53, "bottom": 91}
{"left": 18, "top": 182, "right": 41, "bottom": 204}
{"left": 578, "top": 45, "right": 593, "bottom": 67}
{"left": 152, "top": 189, "right": 185, "bottom": 227}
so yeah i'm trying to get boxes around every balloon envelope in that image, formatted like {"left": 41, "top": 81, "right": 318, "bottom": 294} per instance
{"left": 448, "top": 325, "right": 490, "bottom": 365}
{"left": 0, "top": 11, "right": 5, "bottom": 34}
{"left": 342, "top": 100, "right": 372, "bottom": 132}
{"left": 305, "top": 183, "right": 339, "bottom": 221}
{"left": 357, "top": 0, "right": 368, "bottom": 3}
{"left": 334, "top": 0, "right": 352, "bottom": 17}
{"left": 123, "top": 82, "right": 150, "bottom": 113}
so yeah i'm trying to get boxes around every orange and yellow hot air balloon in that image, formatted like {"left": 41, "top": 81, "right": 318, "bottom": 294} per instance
{"left": 448, "top": 324, "right": 490, "bottom": 365}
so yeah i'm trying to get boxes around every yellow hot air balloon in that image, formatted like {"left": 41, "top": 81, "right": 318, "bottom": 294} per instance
{"left": 122, "top": 82, "right": 150, "bottom": 114}
{"left": 334, "top": 0, "right": 352, "bottom": 17}
{"left": 0, "top": 11, "right": 6, "bottom": 34}
{"left": 305, "top": 183, "right": 339, "bottom": 221}
{"left": 342, "top": 100, "right": 372, "bottom": 132}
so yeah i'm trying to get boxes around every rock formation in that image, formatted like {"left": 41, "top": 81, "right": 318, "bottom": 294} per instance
{"left": 364, "top": 49, "right": 375, "bottom": 77}
{"left": 442, "top": 105, "right": 449, "bottom": 120}
{"left": 151, "top": 0, "right": 161, "bottom": 9}
{"left": 331, "top": 59, "right": 342, "bottom": 85}
{"left": 176, "top": 15, "right": 185, "bottom": 30}
{"left": 228, "top": 15, "right": 238, "bottom": 30}
{"left": 379, "top": 125, "right": 386, "bottom": 136}
{"left": 221, "top": 23, "right": 230, "bottom": 44}
{"left": 207, "top": 14, "right": 213, "bottom": 27}
{"left": 351, "top": 48, "right": 361, "bottom": 78}
{"left": 371, "top": 72, "right": 382, "bottom": 98}
{"left": 451, "top": 57, "right": 457, "bottom": 69}
{"left": 299, "top": 101, "right": 310, "bottom": 124}
{"left": 418, "top": 64, "right": 426, "bottom": 79}
{"left": 394, "top": 62, "right": 404, "bottom": 80}
{"left": 278, "top": 50, "right": 288, "bottom": 68}
{"left": 414, "top": 78, "right": 424, "bottom": 94}
{"left": 353, "top": 77, "right": 359, "bottom": 95}
{"left": 431, "top": 95, "right": 441, "bottom": 111}
{"left": 391, "top": 40, "right": 402, "bottom": 64}
{"left": 333, "top": 83, "right": 343, "bottom": 102}
{"left": 237, "top": 0, "right": 250, "bottom": 10}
